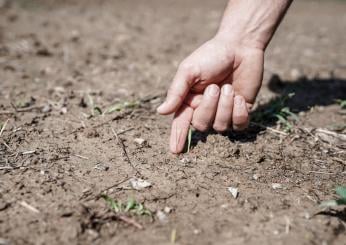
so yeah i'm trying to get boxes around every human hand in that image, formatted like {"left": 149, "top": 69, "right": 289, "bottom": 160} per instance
{"left": 157, "top": 0, "right": 292, "bottom": 153}
{"left": 157, "top": 36, "right": 264, "bottom": 153}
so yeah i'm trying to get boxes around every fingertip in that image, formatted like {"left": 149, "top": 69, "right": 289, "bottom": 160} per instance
{"left": 232, "top": 95, "right": 249, "bottom": 131}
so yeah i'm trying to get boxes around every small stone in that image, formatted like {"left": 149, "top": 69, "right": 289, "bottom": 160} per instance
{"left": 134, "top": 138, "right": 146, "bottom": 145}
{"left": 252, "top": 174, "right": 259, "bottom": 180}
{"left": 156, "top": 210, "right": 168, "bottom": 224}
{"left": 193, "top": 229, "right": 201, "bottom": 235}
{"left": 272, "top": 183, "right": 282, "bottom": 190}
{"left": 94, "top": 163, "right": 109, "bottom": 171}
{"left": 180, "top": 157, "right": 191, "bottom": 164}
{"left": 164, "top": 206, "right": 172, "bottom": 214}
{"left": 227, "top": 187, "right": 239, "bottom": 199}
{"left": 129, "top": 178, "right": 151, "bottom": 190}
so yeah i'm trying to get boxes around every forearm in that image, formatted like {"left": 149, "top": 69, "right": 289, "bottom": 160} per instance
{"left": 216, "top": 0, "right": 293, "bottom": 50}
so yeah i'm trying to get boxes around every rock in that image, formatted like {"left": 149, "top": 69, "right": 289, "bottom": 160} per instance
{"left": 227, "top": 187, "right": 239, "bottom": 199}
{"left": 129, "top": 178, "right": 152, "bottom": 190}
{"left": 94, "top": 163, "right": 109, "bottom": 171}
{"left": 164, "top": 206, "right": 172, "bottom": 214}
{"left": 272, "top": 183, "right": 282, "bottom": 190}
{"left": 134, "top": 138, "right": 146, "bottom": 145}
{"left": 156, "top": 210, "right": 168, "bottom": 224}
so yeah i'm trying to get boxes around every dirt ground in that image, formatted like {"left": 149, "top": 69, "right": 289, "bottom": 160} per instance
{"left": 0, "top": 0, "right": 346, "bottom": 244}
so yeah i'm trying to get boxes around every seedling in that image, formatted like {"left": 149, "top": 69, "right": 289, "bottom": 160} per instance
{"left": 336, "top": 99, "right": 346, "bottom": 109}
{"left": 252, "top": 93, "right": 298, "bottom": 132}
{"left": 320, "top": 186, "right": 346, "bottom": 207}
{"left": 105, "top": 100, "right": 140, "bottom": 114}
{"left": 87, "top": 94, "right": 102, "bottom": 117}
{"left": 101, "top": 194, "right": 152, "bottom": 216}
{"left": 187, "top": 127, "right": 193, "bottom": 153}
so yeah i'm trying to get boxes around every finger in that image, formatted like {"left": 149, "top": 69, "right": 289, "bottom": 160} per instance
{"left": 157, "top": 63, "right": 198, "bottom": 115}
{"left": 232, "top": 95, "right": 249, "bottom": 131}
{"left": 170, "top": 104, "right": 194, "bottom": 154}
{"left": 232, "top": 49, "right": 264, "bottom": 105}
{"left": 192, "top": 84, "right": 220, "bottom": 132}
{"left": 184, "top": 93, "right": 203, "bottom": 109}
{"left": 213, "top": 84, "right": 234, "bottom": 132}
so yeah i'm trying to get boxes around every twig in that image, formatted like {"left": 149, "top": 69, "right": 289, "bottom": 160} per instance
{"left": 74, "top": 154, "right": 89, "bottom": 160}
{"left": 0, "top": 119, "right": 9, "bottom": 137}
{"left": 0, "top": 111, "right": 14, "bottom": 115}
{"left": 117, "top": 214, "right": 143, "bottom": 230}
{"left": 22, "top": 150, "right": 36, "bottom": 155}
{"left": 11, "top": 102, "right": 43, "bottom": 113}
{"left": 250, "top": 122, "right": 288, "bottom": 136}
{"left": 18, "top": 201, "right": 40, "bottom": 213}
{"left": 1, "top": 141, "right": 12, "bottom": 151}
{"left": 111, "top": 127, "right": 141, "bottom": 176}
{"left": 82, "top": 176, "right": 130, "bottom": 201}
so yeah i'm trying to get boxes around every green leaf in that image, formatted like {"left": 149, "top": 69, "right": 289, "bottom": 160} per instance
{"left": 93, "top": 106, "right": 102, "bottom": 116}
{"left": 125, "top": 198, "right": 136, "bottom": 212}
{"left": 336, "top": 186, "right": 346, "bottom": 199}
{"left": 187, "top": 127, "right": 193, "bottom": 153}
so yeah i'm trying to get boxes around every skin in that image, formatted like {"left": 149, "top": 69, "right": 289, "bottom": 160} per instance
{"left": 158, "top": 0, "right": 293, "bottom": 154}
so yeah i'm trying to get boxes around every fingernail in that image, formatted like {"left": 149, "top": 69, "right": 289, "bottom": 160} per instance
{"left": 207, "top": 85, "right": 219, "bottom": 97}
{"left": 234, "top": 96, "right": 243, "bottom": 105}
{"left": 222, "top": 84, "right": 233, "bottom": 95}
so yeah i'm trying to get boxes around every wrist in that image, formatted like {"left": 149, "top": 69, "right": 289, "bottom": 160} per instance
{"left": 216, "top": 0, "right": 292, "bottom": 51}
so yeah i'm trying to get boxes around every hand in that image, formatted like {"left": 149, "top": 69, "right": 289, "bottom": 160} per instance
{"left": 157, "top": 36, "right": 264, "bottom": 153}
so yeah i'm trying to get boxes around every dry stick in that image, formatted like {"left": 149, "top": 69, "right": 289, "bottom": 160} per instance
{"left": 250, "top": 122, "right": 288, "bottom": 136}
{"left": 0, "top": 111, "right": 14, "bottom": 115}
{"left": 111, "top": 127, "right": 141, "bottom": 177}
{"left": 0, "top": 119, "right": 9, "bottom": 137}
{"left": 117, "top": 214, "right": 143, "bottom": 230}
{"left": 10, "top": 102, "right": 43, "bottom": 113}
{"left": 18, "top": 201, "right": 40, "bottom": 213}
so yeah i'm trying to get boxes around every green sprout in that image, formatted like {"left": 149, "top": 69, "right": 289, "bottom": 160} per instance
{"left": 336, "top": 99, "right": 346, "bottom": 109}
{"left": 101, "top": 195, "right": 152, "bottom": 216}
{"left": 187, "top": 127, "right": 193, "bottom": 153}
{"left": 320, "top": 186, "right": 346, "bottom": 207}
{"left": 105, "top": 100, "right": 140, "bottom": 114}
{"left": 252, "top": 93, "right": 298, "bottom": 132}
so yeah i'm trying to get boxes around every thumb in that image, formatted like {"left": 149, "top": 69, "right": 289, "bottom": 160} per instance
{"left": 157, "top": 63, "right": 197, "bottom": 115}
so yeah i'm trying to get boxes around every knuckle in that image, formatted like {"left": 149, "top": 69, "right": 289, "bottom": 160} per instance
{"left": 179, "top": 61, "right": 200, "bottom": 78}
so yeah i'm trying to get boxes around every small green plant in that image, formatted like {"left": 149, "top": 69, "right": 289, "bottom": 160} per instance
{"left": 320, "top": 186, "right": 346, "bottom": 207}
{"left": 187, "top": 127, "right": 193, "bottom": 153}
{"left": 101, "top": 194, "right": 152, "bottom": 216}
{"left": 252, "top": 93, "right": 298, "bottom": 132}
{"left": 105, "top": 100, "right": 140, "bottom": 114}
{"left": 336, "top": 99, "right": 346, "bottom": 109}
{"left": 87, "top": 94, "right": 102, "bottom": 117}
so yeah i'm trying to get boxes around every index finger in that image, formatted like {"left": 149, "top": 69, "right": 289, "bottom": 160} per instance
{"left": 169, "top": 104, "right": 194, "bottom": 154}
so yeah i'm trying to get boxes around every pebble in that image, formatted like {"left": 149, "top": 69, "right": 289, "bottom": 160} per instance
{"left": 134, "top": 138, "right": 146, "bottom": 145}
{"left": 272, "top": 183, "right": 282, "bottom": 190}
{"left": 227, "top": 187, "right": 239, "bottom": 199}
{"left": 156, "top": 210, "right": 168, "bottom": 224}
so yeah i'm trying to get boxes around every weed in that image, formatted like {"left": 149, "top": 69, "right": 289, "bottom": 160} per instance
{"left": 252, "top": 93, "right": 298, "bottom": 132}
{"left": 320, "top": 186, "right": 346, "bottom": 207}
{"left": 187, "top": 127, "right": 193, "bottom": 153}
{"left": 101, "top": 194, "right": 152, "bottom": 216}
{"left": 105, "top": 100, "right": 139, "bottom": 114}
{"left": 336, "top": 99, "right": 346, "bottom": 109}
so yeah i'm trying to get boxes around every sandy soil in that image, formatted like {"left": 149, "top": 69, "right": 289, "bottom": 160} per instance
{"left": 0, "top": 0, "right": 345, "bottom": 244}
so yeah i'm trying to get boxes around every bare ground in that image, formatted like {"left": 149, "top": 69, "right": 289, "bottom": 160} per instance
{"left": 0, "top": 0, "right": 346, "bottom": 244}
